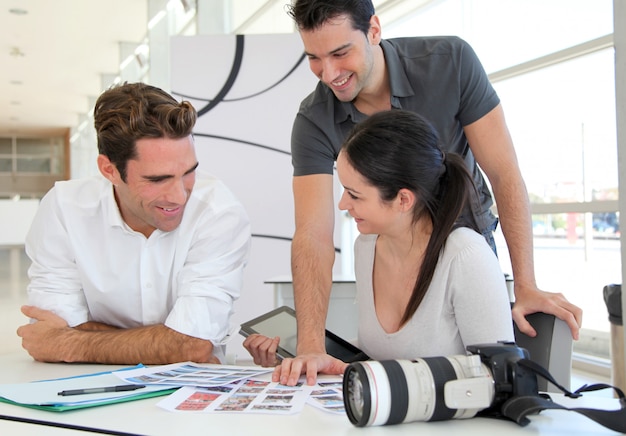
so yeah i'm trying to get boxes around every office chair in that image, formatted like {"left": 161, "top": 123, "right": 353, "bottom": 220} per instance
{"left": 603, "top": 284, "right": 625, "bottom": 395}
{"left": 513, "top": 311, "right": 573, "bottom": 393}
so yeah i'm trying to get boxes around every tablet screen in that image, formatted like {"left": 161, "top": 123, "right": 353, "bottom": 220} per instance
{"left": 245, "top": 310, "right": 298, "bottom": 357}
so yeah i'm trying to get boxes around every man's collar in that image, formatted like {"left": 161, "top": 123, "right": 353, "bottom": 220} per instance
{"left": 334, "top": 99, "right": 367, "bottom": 125}
{"left": 105, "top": 183, "right": 126, "bottom": 229}
{"left": 380, "top": 39, "right": 415, "bottom": 100}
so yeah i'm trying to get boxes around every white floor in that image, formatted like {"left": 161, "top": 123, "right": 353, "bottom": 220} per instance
{"left": 0, "top": 247, "right": 614, "bottom": 396}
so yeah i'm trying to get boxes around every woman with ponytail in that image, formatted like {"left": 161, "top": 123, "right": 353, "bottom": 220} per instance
{"left": 335, "top": 109, "right": 514, "bottom": 361}
{"left": 245, "top": 110, "right": 513, "bottom": 375}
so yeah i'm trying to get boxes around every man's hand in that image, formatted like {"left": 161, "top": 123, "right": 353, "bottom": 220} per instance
{"left": 17, "top": 305, "right": 74, "bottom": 362}
{"left": 242, "top": 334, "right": 281, "bottom": 367}
{"left": 272, "top": 353, "right": 347, "bottom": 386}
{"left": 512, "top": 286, "right": 583, "bottom": 340}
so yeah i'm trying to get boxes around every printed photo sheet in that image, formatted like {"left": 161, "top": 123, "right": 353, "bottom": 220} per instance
{"left": 157, "top": 378, "right": 309, "bottom": 414}
{"left": 113, "top": 362, "right": 271, "bottom": 388}
{"left": 157, "top": 375, "right": 346, "bottom": 415}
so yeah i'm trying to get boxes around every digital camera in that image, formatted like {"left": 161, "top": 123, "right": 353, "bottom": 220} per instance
{"left": 342, "top": 342, "right": 539, "bottom": 427}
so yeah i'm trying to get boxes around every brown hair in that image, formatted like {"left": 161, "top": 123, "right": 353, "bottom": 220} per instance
{"left": 286, "top": 0, "right": 374, "bottom": 34}
{"left": 93, "top": 82, "right": 197, "bottom": 181}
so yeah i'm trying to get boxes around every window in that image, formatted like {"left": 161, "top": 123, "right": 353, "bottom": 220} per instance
{"left": 493, "top": 50, "right": 618, "bottom": 339}
{"left": 383, "top": 0, "right": 617, "bottom": 362}
{"left": 382, "top": 0, "right": 613, "bottom": 72}
{"left": 0, "top": 137, "right": 65, "bottom": 175}
{"left": 0, "top": 136, "right": 66, "bottom": 199}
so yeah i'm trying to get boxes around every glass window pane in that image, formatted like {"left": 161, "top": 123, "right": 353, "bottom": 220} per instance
{"left": 534, "top": 212, "right": 619, "bottom": 334}
{"left": 493, "top": 49, "right": 617, "bottom": 203}
{"left": 0, "top": 138, "right": 11, "bottom": 154}
{"left": 17, "top": 138, "right": 51, "bottom": 155}
{"left": 0, "top": 158, "right": 11, "bottom": 172}
{"left": 16, "top": 158, "right": 51, "bottom": 173}
{"left": 384, "top": 0, "right": 613, "bottom": 73}
{"left": 495, "top": 212, "right": 619, "bottom": 335}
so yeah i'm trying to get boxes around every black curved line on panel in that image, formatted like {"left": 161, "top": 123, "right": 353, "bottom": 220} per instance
{"left": 193, "top": 132, "right": 291, "bottom": 156}
{"left": 195, "top": 34, "right": 245, "bottom": 117}
{"left": 175, "top": 52, "right": 308, "bottom": 103}
{"left": 252, "top": 234, "right": 340, "bottom": 253}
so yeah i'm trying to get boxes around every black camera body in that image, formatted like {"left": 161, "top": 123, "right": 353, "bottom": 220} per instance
{"left": 466, "top": 342, "right": 539, "bottom": 418}
{"left": 343, "top": 342, "right": 540, "bottom": 427}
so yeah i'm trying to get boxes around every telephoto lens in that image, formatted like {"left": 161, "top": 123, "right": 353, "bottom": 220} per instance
{"left": 343, "top": 355, "right": 496, "bottom": 427}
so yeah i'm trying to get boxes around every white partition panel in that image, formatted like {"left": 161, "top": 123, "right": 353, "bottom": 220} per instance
{"left": 170, "top": 34, "right": 346, "bottom": 360}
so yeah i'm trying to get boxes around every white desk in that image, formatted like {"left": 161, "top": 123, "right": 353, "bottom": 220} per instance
{"left": 0, "top": 352, "right": 622, "bottom": 436}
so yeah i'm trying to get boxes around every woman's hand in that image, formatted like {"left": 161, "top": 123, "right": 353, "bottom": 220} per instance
{"left": 242, "top": 333, "right": 281, "bottom": 367}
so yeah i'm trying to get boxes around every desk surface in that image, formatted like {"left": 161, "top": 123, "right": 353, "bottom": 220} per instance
{"left": 0, "top": 352, "right": 621, "bottom": 436}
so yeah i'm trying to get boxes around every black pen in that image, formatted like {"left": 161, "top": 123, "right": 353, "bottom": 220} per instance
{"left": 57, "top": 384, "right": 146, "bottom": 396}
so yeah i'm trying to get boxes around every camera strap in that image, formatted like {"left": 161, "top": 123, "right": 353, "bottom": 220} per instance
{"left": 499, "top": 358, "right": 626, "bottom": 433}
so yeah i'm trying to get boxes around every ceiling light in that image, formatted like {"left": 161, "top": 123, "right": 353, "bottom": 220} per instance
{"left": 9, "top": 8, "right": 28, "bottom": 15}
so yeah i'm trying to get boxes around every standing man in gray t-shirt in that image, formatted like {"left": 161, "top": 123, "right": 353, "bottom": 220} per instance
{"left": 244, "top": 0, "right": 582, "bottom": 386}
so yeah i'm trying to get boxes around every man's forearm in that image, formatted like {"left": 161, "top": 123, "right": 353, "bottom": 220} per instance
{"left": 492, "top": 174, "right": 537, "bottom": 291}
{"left": 291, "top": 234, "right": 335, "bottom": 354}
{"left": 75, "top": 321, "right": 120, "bottom": 331}
{"left": 61, "top": 324, "right": 217, "bottom": 364}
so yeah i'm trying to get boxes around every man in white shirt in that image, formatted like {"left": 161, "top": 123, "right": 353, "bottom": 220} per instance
{"left": 16, "top": 82, "right": 251, "bottom": 365}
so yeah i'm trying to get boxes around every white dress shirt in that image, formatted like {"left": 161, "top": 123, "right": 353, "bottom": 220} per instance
{"left": 25, "top": 173, "right": 251, "bottom": 358}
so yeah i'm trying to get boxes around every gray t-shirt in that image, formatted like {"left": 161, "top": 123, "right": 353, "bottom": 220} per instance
{"left": 354, "top": 228, "right": 514, "bottom": 360}
{"left": 291, "top": 36, "right": 500, "bottom": 232}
